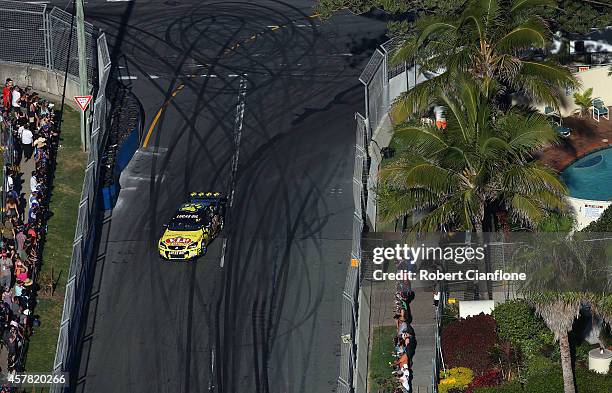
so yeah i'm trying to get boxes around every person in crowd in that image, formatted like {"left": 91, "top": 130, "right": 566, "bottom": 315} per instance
{"left": 4, "top": 166, "right": 13, "bottom": 194}
{"left": 0, "top": 78, "right": 60, "bottom": 372}
{"left": 20, "top": 124, "right": 33, "bottom": 161}
{"left": 13, "top": 260, "right": 27, "bottom": 283}
{"left": 0, "top": 252, "right": 12, "bottom": 290}
{"left": 2, "top": 79, "right": 12, "bottom": 110}
{"left": 13, "top": 282, "right": 23, "bottom": 298}
{"left": 14, "top": 227, "right": 25, "bottom": 254}
{"left": 4, "top": 199, "right": 18, "bottom": 221}
{"left": 10, "top": 86, "right": 20, "bottom": 113}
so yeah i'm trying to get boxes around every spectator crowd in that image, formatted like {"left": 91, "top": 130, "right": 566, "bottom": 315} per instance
{"left": 0, "top": 77, "right": 60, "bottom": 377}
{"left": 388, "top": 259, "right": 418, "bottom": 393}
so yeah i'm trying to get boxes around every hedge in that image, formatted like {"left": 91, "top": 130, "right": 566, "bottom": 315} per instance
{"left": 442, "top": 314, "right": 497, "bottom": 375}
{"left": 491, "top": 300, "right": 554, "bottom": 360}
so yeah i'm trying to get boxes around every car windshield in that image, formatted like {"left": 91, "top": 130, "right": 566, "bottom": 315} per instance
{"left": 168, "top": 218, "right": 202, "bottom": 231}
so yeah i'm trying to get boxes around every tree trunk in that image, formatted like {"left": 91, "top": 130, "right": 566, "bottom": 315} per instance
{"left": 474, "top": 219, "right": 490, "bottom": 299}
{"left": 559, "top": 331, "right": 576, "bottom": 393}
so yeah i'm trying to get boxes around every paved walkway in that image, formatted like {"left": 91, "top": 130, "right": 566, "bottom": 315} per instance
{"left": 20, "top": 155, "right": 36, "bottom": 223}
{"left": 538, "top": 114, "right": 612, "bottom": 171}
{"left": 370, "top": 278, "right": 437, "bottom": 392}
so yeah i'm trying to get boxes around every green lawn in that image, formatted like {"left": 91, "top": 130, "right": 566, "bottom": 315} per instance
{"left": 369, "top": 325, "right": 398, "bottom": 392}
{"left": 26, "top": 105, "right": 86, "bottom": 372}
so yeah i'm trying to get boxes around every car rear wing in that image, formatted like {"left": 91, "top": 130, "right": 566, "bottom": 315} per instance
{"left": 188, "top": 191, "right": 227, "bottom": 206}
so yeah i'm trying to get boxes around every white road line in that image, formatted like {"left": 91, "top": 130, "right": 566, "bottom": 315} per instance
{"left": 106, "top": 0, "right": 133, "bottom": 2}
{"left": 118, "top": 75, "right": 137, "bottom": 80}
{"left": 220, "top": 239, "right": 228, "bottom": 268}
{"left": 148, "top": 75, "right": 160, "bottom": 79}
{"left": 228, "top": 74, "right": 239, "bottom": 77}
{"left": 220, "top": 76, "right": 247, "bottom": 268}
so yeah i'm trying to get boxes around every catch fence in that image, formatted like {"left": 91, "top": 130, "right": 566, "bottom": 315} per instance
{"left": 343, "top": 39, "right": 435, "bottom": 393}
{"left": 0, "top": 0, "right": 96, "bottom": 85}
{"left": 337, "top": 111, "right": 368, "bottom": 393}
{"left": 50, "top": 33, "right": 111, "bottom": 392}
{"left": 0, "top": 1, "right": 110, "bottom": 389}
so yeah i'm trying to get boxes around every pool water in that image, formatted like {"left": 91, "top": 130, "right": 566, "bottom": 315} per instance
{"left": 561, "top": 148, "right": 612, "bottom": 201}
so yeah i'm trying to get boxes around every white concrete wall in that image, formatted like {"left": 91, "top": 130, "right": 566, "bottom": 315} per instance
{"left": 459, "top": 300, "right": 495, "bottom": 318}
{"left": 389, "top": 72, "right": 407, "bottom": 103}
{"left": 567, "top": 196, "right": 612, "bottom": 230}
{"left": 0, "top": 62, "right": 84, "bottom": 111}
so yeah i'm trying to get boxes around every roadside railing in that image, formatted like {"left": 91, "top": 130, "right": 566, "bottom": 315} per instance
{"left": 49, "top": 32, "right": 111, "bottom": 392}
{"left": 345, "top": 39, "right": 434, "bottom": 393}
{"left": 0, "top": 0, "right": 96, "bottom": 85}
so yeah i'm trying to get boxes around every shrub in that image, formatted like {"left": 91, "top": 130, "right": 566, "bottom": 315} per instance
{"left": 491, "top": 300, "right": 554, "bottom": 360}
{"left": 575, "top": 367, "right": 612, "bottom": 393}
{"left": 439, "top": 367, "right": 474, "bottom": 393}
{"left": 524, "top": 367, "right": 563, "bottom": 393}
{"left": 442, "top": 314, "right": 497, "bottom": 375}
{"left": 465, "top": 369, "right": 503, "bottom": 393}
{"left": 575, "top": 341, "right": 595, "bottom": 363}
{"left": 524, "top": 365, "right": 612, "bottom": 393}
{"left": 473, "top": 382, "right": 523, "bottom": 393}
{"left": 489, "top": 342, "right": 521, "bottom": 381}
{"left": 524, "top": 354, "right": 555, "bottom": 379}
{"left": 442, "top": 302, "right": 460, "bottom": 328}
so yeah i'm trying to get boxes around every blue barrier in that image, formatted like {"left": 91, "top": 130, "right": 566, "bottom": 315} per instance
{"left": 114, "top": 124, "right": 140, "bottom": 176}
{"left": 101, "top": 92, "right": 144, "bottom": 211}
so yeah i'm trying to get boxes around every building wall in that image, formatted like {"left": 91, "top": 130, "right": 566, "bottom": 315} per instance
{"left": 567, "top": 196, "right": 612, "bottom": 230}
{"left": 553, "top": 66, "right": 612, "bottom": 117}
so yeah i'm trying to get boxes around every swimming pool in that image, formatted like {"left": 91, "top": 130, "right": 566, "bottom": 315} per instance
{"left": 561, "top": 148, "right": 612, "bottom": 201}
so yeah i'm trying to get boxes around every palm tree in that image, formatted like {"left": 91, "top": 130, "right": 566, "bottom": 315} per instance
{"left": 531, "top": 293, "right": 582, "bottom": 393}
{"left": 573, "top": 88, "right": 593, "bottom": 118}
{"left": 513, "top": 231, "right": 608, "bottom": 393}
{"left": 379, "top": 76, "right": 568, "bottom": 233}
{"left": 391, "top": 0, "right": 580, "bottom": 119}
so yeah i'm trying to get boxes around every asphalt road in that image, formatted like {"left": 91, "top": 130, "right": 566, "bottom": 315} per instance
{"left": 59, "top": 1, "right": 387, "bottom": 392}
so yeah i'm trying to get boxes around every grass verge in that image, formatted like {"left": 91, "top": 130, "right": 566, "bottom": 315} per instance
{"left": 369, "top": 325, "right": 398, "bottom": 392}
{"left": 26, "top": 105, "right": 86, "bottom": 372}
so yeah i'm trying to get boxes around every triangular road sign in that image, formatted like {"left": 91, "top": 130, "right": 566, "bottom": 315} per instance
{"left": 74, "top": 95, "right": 93, "bottom": 111}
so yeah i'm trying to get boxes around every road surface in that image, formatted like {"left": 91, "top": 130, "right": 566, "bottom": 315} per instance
{"left": 54, "top": 1, "right": 387, "bottom": 392}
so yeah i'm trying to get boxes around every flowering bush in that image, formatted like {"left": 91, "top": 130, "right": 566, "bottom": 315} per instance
{"left": 442, "top": 313, "right": 497, "bottom": 375}
{"left": 465, "top": 369, "right": 503, "bottom": 393}
{"left": 439, "top": 367, "right": 474, "bottom": 393}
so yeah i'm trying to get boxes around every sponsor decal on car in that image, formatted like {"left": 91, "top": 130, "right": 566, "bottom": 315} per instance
{"left": 165, "top": 237, "right": 193, "bottom": 245}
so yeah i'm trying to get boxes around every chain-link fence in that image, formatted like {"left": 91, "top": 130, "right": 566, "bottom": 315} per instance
{"left": 0, "top": 2, "right": 107, "bottom": 388}
{"left": 49, "top": 32, "right": 111, "bottom": 392}
{"left": 0, "top": 0, "right": 95, "bottom": 85}
{"left": 359, "top": 50, "right": 388, "bottom": 140}
{"left": 338, "top": 112, "right": 368, "bottom": 393}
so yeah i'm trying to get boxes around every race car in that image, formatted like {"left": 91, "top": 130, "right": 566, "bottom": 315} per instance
{"left": 158, "top": 192, "right": 227, "bottom": 260}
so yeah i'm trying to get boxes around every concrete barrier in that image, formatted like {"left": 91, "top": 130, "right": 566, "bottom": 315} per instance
{"left": 0, "top": 62, "right": 89, "bottom": 111}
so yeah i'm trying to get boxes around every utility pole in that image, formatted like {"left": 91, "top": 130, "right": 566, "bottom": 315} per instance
{"left": 76, "top": 0, "right": 88, "bottom": 151}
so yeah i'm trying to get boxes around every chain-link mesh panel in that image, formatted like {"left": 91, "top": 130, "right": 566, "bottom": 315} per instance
{"left": 98, "top": 33, "right": 110, "bottom": 71}
{"left": 0, "top": 2, "right": 47, "bottom": 67}
{"left": 49, "top": 7, "right": 95, "bottom": 83}
{"left": 358, "top": 49, "right": 389, "bottom": 136}
{"left": 366, "top": 147, "right": 381, "bottom": 231}
{"left": 382, "top": 37, "right": 407, "bottom": 80}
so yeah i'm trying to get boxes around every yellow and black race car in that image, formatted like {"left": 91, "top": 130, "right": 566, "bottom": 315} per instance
{"left": 158, "top": 192, "right": 227, "bottom": 260}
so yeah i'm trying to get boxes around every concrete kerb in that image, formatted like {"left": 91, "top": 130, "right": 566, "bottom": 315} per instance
{"left": 0, "top": 62, "right": 90, "bottom": 112}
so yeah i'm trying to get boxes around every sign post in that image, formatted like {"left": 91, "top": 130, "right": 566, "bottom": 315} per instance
{"left": 74, "top": 95, "right": 92, "bottom": 151}
{"left": 74, "top": 95, "right": 92, "bottom": 112}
